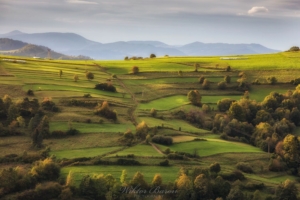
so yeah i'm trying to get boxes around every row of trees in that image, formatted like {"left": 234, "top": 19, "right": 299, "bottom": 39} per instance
{"left": 58, "top": 70, "right": 94, "bottom": 81}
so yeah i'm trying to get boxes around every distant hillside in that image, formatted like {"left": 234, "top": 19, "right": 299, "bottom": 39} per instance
{"left": 0, "top": 38, "right": 92, "bottom": 60}
{"left": 0, "top": 30, "right": 280, "bottom": 59}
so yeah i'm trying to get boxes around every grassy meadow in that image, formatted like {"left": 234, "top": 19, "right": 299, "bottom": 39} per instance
{"left": 1, "top": 51, "right": 300, "bottom": 196}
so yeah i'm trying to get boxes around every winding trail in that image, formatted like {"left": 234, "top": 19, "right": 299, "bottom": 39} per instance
{"left": 149, "top": 142, "right": 164, "bottom": 155}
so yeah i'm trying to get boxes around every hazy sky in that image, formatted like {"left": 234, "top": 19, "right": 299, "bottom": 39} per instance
{"left": 0, "top": 0, "right": 299, "bottom": 50}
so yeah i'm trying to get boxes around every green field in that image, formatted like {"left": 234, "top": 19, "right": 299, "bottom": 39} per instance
{"left": 108, "top": 144, "right": 162, "bottom": 157}
{"left": 50, "top": 122, "right": 135, "bottom": 133}
{"left": 61, "top": 165, "right": 180, "bottom": 185}
{"left": 157, "top": 139, "right": 262, "bottom": 156}
{"left": 52, "top": 146, "right": 122, "bottom": 159}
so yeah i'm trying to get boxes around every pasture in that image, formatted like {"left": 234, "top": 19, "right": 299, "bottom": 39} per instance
{"left": 1, "top": 52, "right": 300, "bottom": 194}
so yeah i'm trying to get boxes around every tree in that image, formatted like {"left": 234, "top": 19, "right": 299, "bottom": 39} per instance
{"left": 275, "top": 179, "right": 298, "bottom": 200}
{"left": 150, "top": 108, "right": 157, "bottom": 117}
{"left": 73, "top": 74, "right": 79, "bottom": 82}
{"left": 32, "top": 128, "right": 43, "bottom": 148}
{"left": 176, "top": 174, "right": 193, "bottom": 200}
{"left": 150, "top": 53, "right": 156, "bottom": 58}
{"left": 281, "top": 134, "right": 300, "bottom": 174}
{"left": 66, "top": 171, "right": 74, "bottom": 187}
{"left": 7, "top": 104, "right": 18, "bottom": 124}
{"left": 202, "top": 79, "right": 210, "bottom": 90}
{"left": 59, "top": 70, "right": 63, "bottom": 78}
{"left": 228, "top": 102, "right": 245, "bottom": 121}
{"left": 120, "top": 169, "right": 127, "bottom": 185}
{"left": 227, "top": 188, "right": 244, "bottom": 200}
{"left": 224, "top": 75, "right": 231, "bottom": 83}
{"left": 194, "top": 174, "right": 212, "bottom": 199}
{"left": 290, "top": 107, "right": 300, "bottom": 126}
{"left": 16, "top": 116, "right": 25, "bottom": 128}
{"left": 130, "top": 171, "right": 148, "bottom": 189}
{"left": 31, "top": 158, "right": 60, "bottom": 181}
{"left": 288, "top": 46, "right": 299, "bottom": 52}
{"left": 178, "top": 70, "right": 183, "bottom": 77}
{"left": 267, "top": 76, "right": 277, "bottom": 85}
{"left": 194, "top": 63, "right": 200, "bottom": 72}
{"left": 209, "top": 162, "right": 221, "bottom": 174}
{"left": 152, "top": 174, "right": 162, "bottom": 187}
{"left": 132, "top": 66, "right": 139, "bottom": 74}
{"left": 86, "top": 71, "right": 94, "bottom": 80}
{"left": 135, "top": 121, "right": 149, "bottom": 139}
{"left": 218, "top": 81, "right": 227, "bottom": 90}
{"left": 187, "top": 90, "right": 201, "bottom": 106}
{"left": 217, "top": 98, "right": 236, "bottom": 112}
{"left": 199, "top": 76, "right": 205, "bottom": 84}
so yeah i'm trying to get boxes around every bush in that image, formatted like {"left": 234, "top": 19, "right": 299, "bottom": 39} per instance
{"left": 51, "top": 130, "right": 66, "bottom": 137}
{"left": 159, "top": 159, "right": 169, "bottom": 166}
{"left": 288, "top": 46, "right": 299, "bottom": 51}
{"left": 27, "top": 89, "right": 34, "bottom": 96}
{"left": 94, "top": 101, "right": 117, "bottom": 121}
{"left": 150, "top": 108, "right": 157, "bottom": 117}
{"left": 220, "top": 170, "right": 245, "bottom": 181}
{"left": 218, "top": 81, "right": 227, "bottom": 90}
{"left": 132, "top": 66, "right": 139, "bottom": 74}
{"left": 224, "top": 75, "right": 231, "bottom": 83}
{"left": 210, "top": 162, "right": 221, "bottom": 173}
{"left": 267, "top": 76, "right": 277, "bottom": 85}
{"left": 152, "top": 135, "right": 173, "bottom": 145}
{"left": 85, "top": 71, "right": 94, "bottom": 80}
{"left": 202, "top": 79, "right": 210, "bottom": 90}
{"left": 116, "top": 159, "right": 140, "bottom": 165}
{"left": 41, "top": 98, "right": 58, "bottom": 112}
{"left": 236, "top": 162, "right": 253, "bottom": 173}
{"left": 66, "top": 128, "right": 80, "bottom": 136}
{"left": 94, "top": 83, "right": 116, "bottom": 92}
{"left": 167, "top": 153, "right": 184, "bottom": 160}
{"left": 83, "top": 93, "right": 92, "bottom": 98}
{"left": 217, "top": 98, "right": 236, "bottom": 112}
{"left": 199, "top": 76, "right": 205, "bottom": 84}
{"left": 226, "top": 66, "right": 231, "bottom": 71}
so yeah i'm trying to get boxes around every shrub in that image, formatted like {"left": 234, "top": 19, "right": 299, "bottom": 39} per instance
{"left": 66, "top": 128, "right": 80, "bottom": 136}
{"left": 124, "top": 56, "right": 129, "bottom": 60}
{"left": 236, "top": 162, "right": 253, "bottom": 173}
{"left": 124, "top": 129, "right": 134, "bottom": 139}
{"left": 210, "top": 162, "right": 221, "bottom": 174}
{"left": 220, "top": 170, "right": 245, "bottom": 181}
{"left": 150, "top": 108, "right": 157, "bottom": 117}
{"left": 224, "top": 75, "right": 231, "bottom": 83}
{"left": 159, "top": 159, "right": 169, "bottom": 166}
{"left": 217, "top": 98, "right": 236, "bottom": 112}
{"left": 288, "top": 46, "right": 299, "bottom": 51}
{"left": 178, "top": 70, "right": 183, "bottom": 77}
{"left": 94, "top": 101, "right": 117, "bottom": 121}
{"left": 135, "top": 121, "right": 148, "bottom": 139}
{"left": 218, "top": 81, "right": 227, "bottom": 90}
{"left": 83, "top": 93, "right": 92, "bottom": 98}
{"left": 194, "top": 63, "right": 200, "bottom": 72}
{"left": 94, "top": 83, "right": 116, "bottom": 92}
{"left": 202, "top": 79, "right": 210, "bottom": 90}
{"left": 73, "top": 74, "right": 79, "bottom": 82}
{"left": 27, "top": 89, "right": 34, "bottom": 96}
{"left": 187, "top": 90, "right": 202, "bottom": 106}
{"left": 41, "top": 97, "right": 57, "bottom": 111}
{"left": 226, "top": 66, "right": 231, "bottom": 71}
{"left": 85, "top": 71, "right": 94, "bottom": 80}
{"left": 116, "top": 159, "right": 140, "bottom": 165}
{"left": 267, "top": 76, "right": 277, "bottom": 85}
{"left": 199, "top": 76, "right": 205, "bottom": 84}
{"left": 152, "top": 135, "right": 173, "bottom": 145}
{"left": 167, "top": 153, "right": 184, "bottom": 160}
{"left": 252, "top": 79, "right": 261, "bottom": 85}
{"left": 132, "top": 66, "right": 139, "bottom": 74}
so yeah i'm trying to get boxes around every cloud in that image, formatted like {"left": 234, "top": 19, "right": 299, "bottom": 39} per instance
{"left": 66, "top": 0, "right": 98, "bottom": 4}
{"left": 248, "top": 7, "right": 269, "bottom": 14}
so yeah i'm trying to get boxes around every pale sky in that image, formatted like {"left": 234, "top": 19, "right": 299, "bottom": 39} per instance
{"left": 0, "top": 0, "right": 299, "bottom": 50}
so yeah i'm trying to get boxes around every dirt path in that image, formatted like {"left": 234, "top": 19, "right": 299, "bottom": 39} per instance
{"left": 149, "top": 142, "right": 164, "bottom": 155}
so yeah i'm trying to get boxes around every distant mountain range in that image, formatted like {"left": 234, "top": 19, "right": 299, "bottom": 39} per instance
{"left": 0, "top": 30, "right": 279, "bottom": 60}
{"left": 0, "top": 38, "right": 91, "bottom": 60}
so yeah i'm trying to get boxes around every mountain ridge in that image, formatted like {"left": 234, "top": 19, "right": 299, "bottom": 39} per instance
{"left": 0, "top": 30, "right": 280, "bottom": 60}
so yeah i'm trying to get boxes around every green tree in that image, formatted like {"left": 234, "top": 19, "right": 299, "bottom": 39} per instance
{"left": 86, "top": 71, "right": 94, "bottom": 80}
{"left": 194, "top": 174, "right": 212, "bottom": 198}
{"left": 209, "top": 162, "right": 221, "bottom": 174}
{"left": 267, "top": 76, "right": 277, "bottom": 85}
{"left": 150, "top": 53, "right": 156, "bottom": 58}
{"left": 132, "top": 66, "right": 139, "bottom": 74}
{"left": 187, "top": 90, "right": 202, "bottom": 106}
{"left": 73, "top": 74, "right": 79, "bottom": 82}
{"left": 228, "top": 102, "right": 245, "bottom": 121}
{"left": 226, "top": 187, "right": 244, "bottom": 200}
{"left": 275, "top": 179, "right": 298, "bottom": 200}
{"left": 7, "top": 104, "right": 18, "bottom": 124}
{"left": 218, "top": 81, "right": 227, "bottom": 90}
{"left": 199, "top": 76, "right": 205, "bottom": 84}
{"left": 282, "top": 134, "right": 300, "bottom": 174}
{"left": 135, "top": 121, "right": 149, "bottom": 139}
{"left": 224, "top": 75, "right": 231, "bottom": 83}
{"left": 202, "top": 79, "right": 210, "bottom": 90}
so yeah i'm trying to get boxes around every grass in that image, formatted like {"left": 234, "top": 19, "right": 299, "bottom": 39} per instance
{"left": 61, "top": 165, "right": 180, "bottom": 186}
{"left": 138, "top": 117, "right": 210, "bottom": 133}
{"left": 138, "top": 95, "right": 190, "bottom": 110}
{"left": 49, "top": 122, "right": 135, "bottom": 133}
{"left": 107, "top": 144, "right": 163, "bottom": 157}
{"left": 157, "top": 139, "right": 262, "bottom": 156}
{"left": 52, "top": 146, "right": 122, "bottom": 159}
